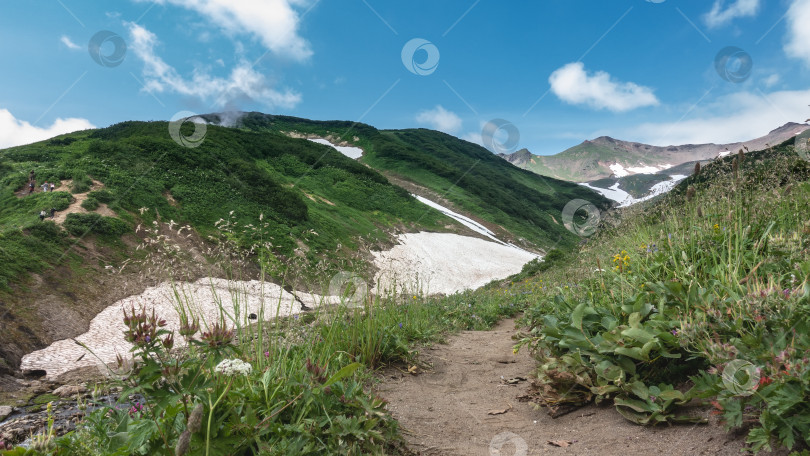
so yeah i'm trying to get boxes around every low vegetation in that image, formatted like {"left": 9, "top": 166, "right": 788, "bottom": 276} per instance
{"left": 0, "top": 220, "right": 536, "bottom": 455}
{"left": 515, "top": 143, "right": 810, "bottom": 452}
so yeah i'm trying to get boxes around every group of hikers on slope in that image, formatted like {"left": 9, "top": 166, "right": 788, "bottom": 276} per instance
{"left": 28, "top": 170, "right": 59, "bottom": 221}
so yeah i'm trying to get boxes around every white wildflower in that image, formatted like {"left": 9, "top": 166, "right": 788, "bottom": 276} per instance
{"left": 214, "top": 359, "right": 253, "bottom": 376}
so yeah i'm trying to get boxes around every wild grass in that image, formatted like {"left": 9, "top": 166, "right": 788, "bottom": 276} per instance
{"left": 5, "top": 216, "right": 532, "bottom": 456}
{"left": 515, "top": 143, "right": 810, "bottom": 452}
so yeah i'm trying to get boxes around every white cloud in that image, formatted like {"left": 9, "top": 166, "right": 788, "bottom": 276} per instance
{"left": 627, "top": 88, "right": 810, "bottom": 146}
{"left": 785, "top": 0, "right": 810, "bottom": 67}
{"left": 763, "top": 74, "right": 780, "bottom": 88}
{"left": 549, "top": 62, "right": 659, "bottom": 112}
{"left": 415, "top": 105, "right": 463, "bottom": 134}
{"left": 137, "top": 0, "right": 312, "bottom": 61}
{"left": 704, "top": 0, "right": 761, "bottom": 28}
{"left": 60, "top": 35, "right": 81, "bottom": 50}
{"left": 0, "top": 109, "right": 95, "bottom": 148}
{"left": 127, "top": 23, "right": 301, "bottom": 109}
{"left": 461, "top": 131, "right": 484, "bottom": 146}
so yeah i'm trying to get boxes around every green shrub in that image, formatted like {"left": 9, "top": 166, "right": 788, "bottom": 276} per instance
{"left": 80, "top": 197, "right": 100, "bottom": 211}
{"left": 26, "top": 221, "right": 63, "bottom": 239}
{"left": 71, "top": 172, "right": 92, "bottom": 194}
{"left": 87, "top": 189, "right": 114, "bottom": 204}
{"left": 63, "top": 213, "right": 129, "bottom": 237}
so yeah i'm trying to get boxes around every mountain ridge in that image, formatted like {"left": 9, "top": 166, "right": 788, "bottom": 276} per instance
{"left": 500, "top": 122, "right": 810, "bottom": 182}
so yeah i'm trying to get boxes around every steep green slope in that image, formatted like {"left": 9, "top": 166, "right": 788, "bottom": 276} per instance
{"left": 223, "top": 112, "right": 611, "bottom": 250}
{"left": 0, "top": 121, "right": 450, "bottom": 279}
{"left": 0, "top": 121, "right": 453, "bottom": 371}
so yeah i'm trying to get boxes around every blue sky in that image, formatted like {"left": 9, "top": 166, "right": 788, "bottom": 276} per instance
{"left": 1, "top": 0, "right": 809, "bottom": 154}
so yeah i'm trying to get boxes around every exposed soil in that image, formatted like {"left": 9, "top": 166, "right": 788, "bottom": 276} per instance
{"left": 377, "top": 318, "right": 789, "bottom": 456}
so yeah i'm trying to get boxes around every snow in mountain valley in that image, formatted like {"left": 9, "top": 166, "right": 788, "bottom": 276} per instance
{"left": 21, "top": 192, "right": 537, "bottom": 379}
{"left": 581, "top": 174, "right": 688, "bottom": 207}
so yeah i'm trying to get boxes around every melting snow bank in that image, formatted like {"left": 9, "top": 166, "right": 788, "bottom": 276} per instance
{"left": 372, "top": 232, "right": 538, "bottom": 296}
{"left": 412, "top": 194, "right": 536, "bottom": 255}
{"left": 581, "top": 174, "right": 688, "bottom": 207}
{"left": 21, "top": 279, "right": 333, "bottom": 380}
{"left": 308, "top": 138, "right": 363, "bottom": 159}
{"left": 23, "top": 231, "right": 537, "bottom": 379}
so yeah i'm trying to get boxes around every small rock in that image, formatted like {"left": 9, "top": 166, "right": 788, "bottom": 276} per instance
{"left": 0, "top": 406, "right": 12, "bottom": 422}
{"left": 53, "top": 385, "right": 86, "bottom": 398}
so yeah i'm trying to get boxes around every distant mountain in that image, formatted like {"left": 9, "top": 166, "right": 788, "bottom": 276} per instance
{"left": 499, "top": 123, "right": 810, "bottom": 183}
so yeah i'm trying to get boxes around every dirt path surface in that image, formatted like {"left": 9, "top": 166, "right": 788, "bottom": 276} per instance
{"left": 378, "top": 318, "right": 785, "bottom": 456}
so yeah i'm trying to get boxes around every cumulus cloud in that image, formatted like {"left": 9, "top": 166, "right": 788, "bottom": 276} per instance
{"left": 136, "top": 0, "right": 312, "bottom": 60}
{"left": 60, "top": 35, "right": 81, "bottom": 50}
{"left": 704, "top": 0, "right": 761, "bottom": 28}
{"left": 785, "top": 0, "right": 810, "bottom": 67}
{"left": 415, "top": 105, "right": 462, "bottom": 134}
{"left": 0, "top": 109, "right": 95, "bottom": 148}
{"left": 627, "top": 88, "right": 810, "bottom": 146}
{"left": 127, "top": 23, "right": 301, "bottom": 109}
{"left": 549, "top": 62, "right": 659, "bottom": 112}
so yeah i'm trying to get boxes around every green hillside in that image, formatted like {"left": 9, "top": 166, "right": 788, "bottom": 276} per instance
{"left": 221, "top": 112, "right": 611, "bottom": 250}
{"left": 513, "top": 140, "right": 810, "bottom": 451}
{"left": 0, "top": 120, "right": 456, "bottom": 371}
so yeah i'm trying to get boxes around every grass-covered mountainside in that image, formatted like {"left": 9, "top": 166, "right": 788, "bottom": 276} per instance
{"left": 513, "top": 139, "right": 810, "bottom": 452}
{"left": 500, "top": 123, "right": 809, "bottom": 182}
{"left": 209, "top": 112, "right": 611, "bottom": 250}
{"left": 0, "top": 120, "right": 460, "bottom": 372}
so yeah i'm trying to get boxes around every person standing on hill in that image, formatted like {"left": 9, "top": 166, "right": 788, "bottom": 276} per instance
{"left": 41, "top": 182, "right": 49, "bottom": 192}
{"left": 39, "top": 210, "right": 46, "bottom": 221}
{"left": 28, "top": 181, "right": 34, "bottom": 194}
{"left": 50, "top": 182, "right": 55, "bottom": 192}
{"left": 50, "top": 208, "right": 56, "bottom": 218}
{"left": 29, "top": 170, "right": 35, "bottom": 183}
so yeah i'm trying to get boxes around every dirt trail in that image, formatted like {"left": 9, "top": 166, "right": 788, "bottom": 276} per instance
{"left": 378, "top": 318, "right": 785, "bottom": 456}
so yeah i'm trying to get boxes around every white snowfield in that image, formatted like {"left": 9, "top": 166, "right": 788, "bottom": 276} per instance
{"left": 609, "top": 163, "right": 673, "bottom": 178}
{"left": 412, "top": 195, "right": 535, "bottom": 255}
{"left": 22, "top": 196, "right": 538, "bottom": 379}
{"left": 21, "top": 279, "right": 332, "bottom": 380}
{"left": 582, "top": 174, "right": 688, "bottom": 207}
{"left": 308, "top": 138, "right": 363, "bottom": 159}
{"left": 372, "top": 232, "right": 537, "bottom": 296}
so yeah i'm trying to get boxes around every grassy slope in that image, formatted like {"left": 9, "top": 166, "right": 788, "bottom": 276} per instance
{"left": 0, "top": 121, "right": 454, "bottom": 370}
{"left": 229, "top": 112, "right": 611, "bottom": 251}
{"left": 510, "top": 141, "right": 810, "bottom": 451}
{"left": 0, "top": 121, "right": 451, "bottom": 275}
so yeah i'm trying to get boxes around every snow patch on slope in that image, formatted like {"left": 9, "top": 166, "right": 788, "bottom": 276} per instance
{"left": 609, "top": 163, "right": 674, "bottom": 178}
{"left": 308, "top": 138, "right": 363, "bottom": 159}
{"left": 581, "top": 174, "right": 688, "bottom": 207}
{"left": 412, "top": 195, "right": 537, "bottom": 256}
{"left": 373, "top": 232, "right": 537, "bottom": 296}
